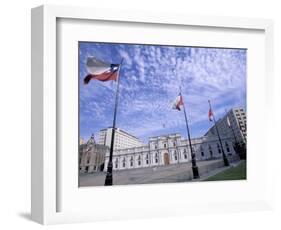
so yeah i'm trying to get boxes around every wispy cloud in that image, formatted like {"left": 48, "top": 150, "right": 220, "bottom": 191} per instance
{"left": 79, "top": 42, "right": 246, "bottom": 143}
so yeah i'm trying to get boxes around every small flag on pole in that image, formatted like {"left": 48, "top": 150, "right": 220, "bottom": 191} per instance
{"left": 84, "top": 57, "right": 120, "bottom": 84}
{"left": 172, "top": 94, "right": 184, "bottom": 111}
{"left": 208, "top": 107, "right": 213, "bottom": 121}
{"left": 226, "top": 116, "right": 231, "bottom": 127}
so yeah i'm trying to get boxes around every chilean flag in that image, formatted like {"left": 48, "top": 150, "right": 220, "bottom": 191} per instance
{"left": 84, "top": 57, "right": 120, "bottom": 84}
{"left": 172, "top": 94, "right": 184, "bottom": 111}
{"left": 208, "top": 108, "right": 213, "bottom": 121}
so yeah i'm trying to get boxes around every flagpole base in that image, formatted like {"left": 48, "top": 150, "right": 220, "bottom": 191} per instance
{"left": 223, "top": 155, "right": 230, "bottom": 167}
{"left": 104, "top": 173, "right": 113, "bottom": 186}
{"left": 192, "top": 165, "right": 200, "bottom": 179}
{"left": 104, "top": 162, "right": 113, "bottom": 186}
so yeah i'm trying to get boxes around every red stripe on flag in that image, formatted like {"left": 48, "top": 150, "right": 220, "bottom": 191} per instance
{"left": 208, "top": 108, "right": 213, "bottom": 121}
{"left": 84, "top": 71, "right": 118, "bottom": 84}
{"left": 176, "top": 95, "right": 184, "bottom": 110}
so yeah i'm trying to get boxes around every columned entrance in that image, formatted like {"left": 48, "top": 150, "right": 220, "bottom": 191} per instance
{"left": 164, "top": 153, "right": 170, "bottom": 165}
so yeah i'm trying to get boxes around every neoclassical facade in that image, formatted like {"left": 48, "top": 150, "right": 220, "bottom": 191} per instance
{"left": 103, "top": 133, "right": 236, "bottom": 171}
{"left": 79, "top": 136, "right": 109, "bottom": 174}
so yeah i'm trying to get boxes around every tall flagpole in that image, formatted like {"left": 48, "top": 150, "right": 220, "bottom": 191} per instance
{"left": 180, "top": 89, "right": 199, "bottom": 179}
{"left": 208, "top": 100, "right": 229, "bottom": 166}
{"left": 104, "top": 58, "right": 124, "bottom": 186}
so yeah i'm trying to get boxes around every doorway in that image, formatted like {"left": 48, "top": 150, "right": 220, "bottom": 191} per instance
{"left": 164, "top": 153, "right": 170, "bottom": 165}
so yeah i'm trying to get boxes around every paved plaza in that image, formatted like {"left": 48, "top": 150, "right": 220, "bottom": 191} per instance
{"left": 79, "top": 157, "right": 240, "bottom": 187}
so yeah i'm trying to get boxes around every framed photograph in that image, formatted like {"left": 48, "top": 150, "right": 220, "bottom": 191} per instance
{"left": 31, "top": 5, "right": 274, "bottom": 225}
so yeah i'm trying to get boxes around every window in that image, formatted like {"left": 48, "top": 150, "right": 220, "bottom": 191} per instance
{"left": 155, "top": 153, "right": 158, "bottom": 163}
{"left": 138, "top": 155, "right": 141, "bottom": 166}
{"left": 115, "top": 158, "right": 119, "bottom": 169}
{"left": 130, "top": 156, "right": 133, "bottom": 167}
{"left": 225, "top": 142, "right": 230, "bottom": 152}
{"left": 174, "top": 151, "right": 178, "bottom": 161}
{"left": 173, "top": 142, "right": 176, "bottom": 147}
{"left": 184, "top": 153, "right": 187, "bottom": 159}
{"left": 217, "top": 143, "right": 221, "bottom": 154}
{"left": 146, "top": 154, "right": 149, "bottom": 164}
{"left": 209, "top": 145, "right": 213, "bottom": 157}
{"left": 164, "top": 143, "right": 167, "bottom": 148}
{"left": 87, "top": 155, "right": 91, "bottom": 164}
{"left": 122, "top": 157, "right": 126, "bottom": 168}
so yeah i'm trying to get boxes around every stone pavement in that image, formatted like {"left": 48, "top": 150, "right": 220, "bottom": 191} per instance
{"left": 79, "top": 156, "right": 240, "bottom": 187}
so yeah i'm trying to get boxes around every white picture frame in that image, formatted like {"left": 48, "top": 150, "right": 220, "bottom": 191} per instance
{"left": 31, "top": 4, "right": 274, "bottom": 225}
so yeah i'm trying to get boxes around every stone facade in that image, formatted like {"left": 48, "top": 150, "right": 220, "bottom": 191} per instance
{"left": 104, "top": 133, "right": 236, "bottom": 171}
{"left": 79, "top": 135, "right": 109, "bottom": 174}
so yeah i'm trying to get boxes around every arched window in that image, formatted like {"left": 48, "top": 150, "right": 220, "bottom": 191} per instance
{"left": 164, "top": 143, "right": 167, "bottom": 148}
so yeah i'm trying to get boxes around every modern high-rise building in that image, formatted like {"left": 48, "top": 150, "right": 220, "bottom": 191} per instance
{"left": 204, "top": 107, "right": 247, "bottom": 143}
{"left": 98, "top": 127, "right": 144, "bottom": 150}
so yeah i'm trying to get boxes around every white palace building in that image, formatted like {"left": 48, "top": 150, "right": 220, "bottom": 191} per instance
{"left": 103, "top": 133, "right": 235, "bottom": 171}
{"left": 103, "top": 107, "right": 246, "bottom": 172}
{"left": 80, "top": 107, "right": 246, "bottom": 173}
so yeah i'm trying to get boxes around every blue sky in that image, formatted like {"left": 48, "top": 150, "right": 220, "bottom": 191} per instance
{"left": 79, "top": 42, "right": 246, "bottom": 143}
